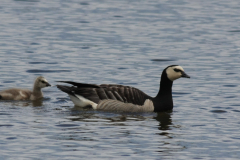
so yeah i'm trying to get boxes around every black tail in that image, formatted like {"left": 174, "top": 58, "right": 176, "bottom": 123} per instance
{"left": 56, "top": 85, "right": 75, "bottom": 96}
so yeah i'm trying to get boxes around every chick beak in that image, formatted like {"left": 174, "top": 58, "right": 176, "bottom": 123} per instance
{"left": 46, "top": 82, "right": 51, "bottom": 87}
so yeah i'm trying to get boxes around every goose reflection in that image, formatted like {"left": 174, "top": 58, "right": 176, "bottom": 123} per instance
{"left": 68, "top": 106, "right": 151, "bottom": 122}
{"left": 67, "top": 105, "right": 174, "bottom": 127}
{"left": 154, "top": 111, "right": 172, "bottom": 131}
{"left": 154, "top": 111, "right": 186, "bottom": 155}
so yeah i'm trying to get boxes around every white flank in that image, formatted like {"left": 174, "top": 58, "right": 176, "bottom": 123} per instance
{"left": 69, "top": 94, "right": 97, "bottom": 109}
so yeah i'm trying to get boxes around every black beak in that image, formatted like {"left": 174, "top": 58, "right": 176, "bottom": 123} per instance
{"left": 46, "top": 82, "right": 51, "bottom": 87}
{"left": 181, "top": 71, "right": 190, "bottom": 78}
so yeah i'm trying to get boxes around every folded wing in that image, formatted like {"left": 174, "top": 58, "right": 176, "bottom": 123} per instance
{"left": 57, "top": 81, "right": 152, "bottom": 105}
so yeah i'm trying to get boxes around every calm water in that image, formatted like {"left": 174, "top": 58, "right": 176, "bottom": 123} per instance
{"left": 0, "top": 0, "right": 240, "bottom": 159}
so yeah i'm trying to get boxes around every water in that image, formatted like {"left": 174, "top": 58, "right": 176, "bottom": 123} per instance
{"left": 0, "top": 0, "right": 240, "bottom": 159}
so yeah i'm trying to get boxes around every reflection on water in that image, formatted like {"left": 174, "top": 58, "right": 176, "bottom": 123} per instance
{"left": 154, "top": 112, "right": 172, "bottom": 131}
{"left": 0, "top": 99, "right": 43, "bottom": 107}
{"left": 68, "top": 106, "right": 151, "bottom": 123}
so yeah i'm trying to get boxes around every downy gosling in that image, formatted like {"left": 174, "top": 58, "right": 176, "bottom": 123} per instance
{"left": 0, "top": 76, "right": 51, "bottom": 100}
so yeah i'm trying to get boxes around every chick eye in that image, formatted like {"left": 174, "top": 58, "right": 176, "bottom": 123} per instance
{"left": 174, "top": 68, "right": 181, "bottom": 72}
{"left": 41, "top": 80, "right": 46, "bottom": 83}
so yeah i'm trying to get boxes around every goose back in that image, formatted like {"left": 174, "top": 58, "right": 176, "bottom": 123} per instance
{"left": 57, "top": 82, "right": 152, "bottom": 105}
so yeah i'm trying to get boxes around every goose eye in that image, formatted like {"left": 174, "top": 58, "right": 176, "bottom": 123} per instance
{"left": 174, "top": 68, "right": 181, "bottom": 72}
{"left": 41, "top": 80, "right": 46, "bottom": 83}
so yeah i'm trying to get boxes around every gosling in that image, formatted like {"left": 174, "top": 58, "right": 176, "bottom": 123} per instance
{"left": 0, "top": 76, "right": 51, "bottom": 100}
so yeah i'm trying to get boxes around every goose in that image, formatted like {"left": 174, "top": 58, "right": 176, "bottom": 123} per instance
{"left": 57, "top": 65, "right": 190, "bottom": 112}
{"left": 0, "top": 76, "right": 51, "bottom": 100}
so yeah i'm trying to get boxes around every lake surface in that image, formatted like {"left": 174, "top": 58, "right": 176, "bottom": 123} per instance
{"left": 0, "top": 0, "right": 240, "bottom": 159}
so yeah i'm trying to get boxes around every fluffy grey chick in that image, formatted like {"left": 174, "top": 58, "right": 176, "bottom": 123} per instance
{"left": 0, "top": 76, "right": 51, "bottom": 100}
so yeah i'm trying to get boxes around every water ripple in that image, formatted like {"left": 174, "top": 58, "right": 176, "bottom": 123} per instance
{"left": 26, "top": 69, "right": 71, "bottom": 73}
{"left": 210, "top": 110, "right": 227, "bottom": 113}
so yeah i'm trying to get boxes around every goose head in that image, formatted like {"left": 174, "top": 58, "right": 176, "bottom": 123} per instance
{"left": 35, "top": 76, "right": 51, "bottom": 88}
{"left": 166, "top": 65, "right": 190, "bottom": 81}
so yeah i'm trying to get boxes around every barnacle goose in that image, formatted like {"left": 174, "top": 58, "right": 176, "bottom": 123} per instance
{"left": 57, "top": 65, "right": 190, "bottom": 112}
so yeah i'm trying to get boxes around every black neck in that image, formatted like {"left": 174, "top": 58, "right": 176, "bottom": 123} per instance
{"left": 153, "top": 69, "right": 173, "bottom": 112}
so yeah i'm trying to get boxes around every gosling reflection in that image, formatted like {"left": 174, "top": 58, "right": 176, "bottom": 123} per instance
{"left": 154, "top": 111, "right": 172, "bottom": 131}
{"left": 1, "top": 98, "right": 43, "bottom": 107}
{"left": 32, "top": 99, "right": 43, "bottom": 107}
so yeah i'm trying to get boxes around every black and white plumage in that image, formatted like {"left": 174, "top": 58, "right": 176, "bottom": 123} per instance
{"left": 57, "top": 65, "right": 190, "bottom": 112}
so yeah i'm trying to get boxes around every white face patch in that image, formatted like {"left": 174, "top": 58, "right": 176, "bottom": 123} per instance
{"left": 166, "top": 66, "right": 184, "bottom": 81}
